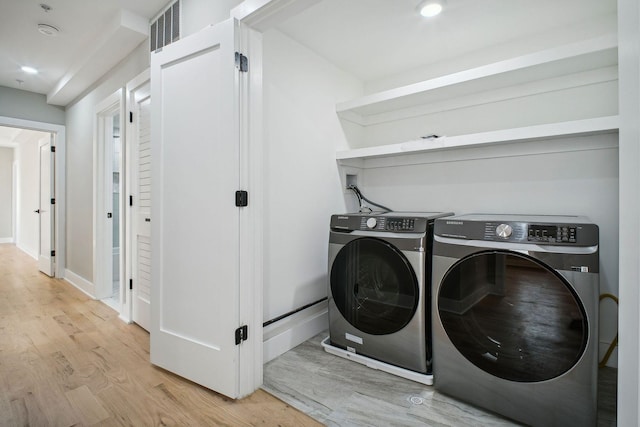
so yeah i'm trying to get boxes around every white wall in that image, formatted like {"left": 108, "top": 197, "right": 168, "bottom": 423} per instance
{"left": 262, "top": 29, "right": 361, "bottom": 322}
{"left": 0, "top": 147, "right": 14, "bottom": 240}
{"left": 15, "top": 137, "right": 40, "bottom": 257}
{"left": 181, "top": 0, "right": 243, "bottom": 37}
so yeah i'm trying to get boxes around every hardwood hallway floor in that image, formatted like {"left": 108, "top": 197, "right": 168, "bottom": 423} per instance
{"left": 0, "top": 244, "right": 320, "bottom": 426}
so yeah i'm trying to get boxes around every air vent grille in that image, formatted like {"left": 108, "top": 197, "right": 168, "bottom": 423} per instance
{"left": 150, "top": 0, "right": 180, "bottom": 52}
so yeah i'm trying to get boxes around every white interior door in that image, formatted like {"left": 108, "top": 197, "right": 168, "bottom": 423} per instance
{"left": 126, "top": 71, "right": 152, "bottom": 331}
{"left": 37, "top": 137, "right": 54, "bottom": 276}
{"left": 150, "top": 18, "right": 256, "bottom": 399}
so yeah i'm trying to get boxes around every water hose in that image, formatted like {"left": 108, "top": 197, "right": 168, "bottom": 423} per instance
{"left": 599, "top": 293, "right": 618, "bottom": 368}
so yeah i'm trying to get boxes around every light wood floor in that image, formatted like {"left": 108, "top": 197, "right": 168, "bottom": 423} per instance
{"left": 0, "top": 244, "right": 321, "bottom": 426}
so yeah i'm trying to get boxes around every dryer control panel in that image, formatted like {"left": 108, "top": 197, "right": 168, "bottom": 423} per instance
{"left": 435, "top": 214, "right": 599, "bottom": 247}
{"left": 527, "top": 224, "right": 577, "bottom": 243}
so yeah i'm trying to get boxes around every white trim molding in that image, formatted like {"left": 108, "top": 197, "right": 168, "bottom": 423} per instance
{"left": 64, "top": 269, "right": 96, "bottom": 298}
{"left": 263, "top": 301, "right": 328, "bottom": 364}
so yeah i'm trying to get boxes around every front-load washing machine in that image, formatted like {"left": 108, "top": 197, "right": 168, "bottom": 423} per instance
{"left": 432, "top": 214, "right": 599, "bottom": 426}
{"left": 327, "top": 211, "right": 452, "bottom": 378}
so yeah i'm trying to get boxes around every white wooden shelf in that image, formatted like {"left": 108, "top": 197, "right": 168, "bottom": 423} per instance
{"left": 336, "top": 116, "right": 619, "bottom": 161}
{"left": 336, "top": 35, "right": 617, "bottom": 126}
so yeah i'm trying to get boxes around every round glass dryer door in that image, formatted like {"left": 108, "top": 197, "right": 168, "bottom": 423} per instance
{"left": 331, "top": 237, "right": 419, "bottom": 335}
{"left": 438, "top": 250, "right": 587, "bottom": 382}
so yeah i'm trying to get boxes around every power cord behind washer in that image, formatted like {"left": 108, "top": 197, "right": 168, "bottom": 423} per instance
{"left": 348, "top": 185, "right": 392, "bottom": 213}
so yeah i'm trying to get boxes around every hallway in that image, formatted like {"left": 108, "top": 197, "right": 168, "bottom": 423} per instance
{"left": 0, "top": 244, "right": 319, "bottom": 426}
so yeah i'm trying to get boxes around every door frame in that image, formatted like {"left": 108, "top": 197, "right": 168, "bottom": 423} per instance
{"left": 124, "top": 68, "right": 151, "bottom": 326}
{"left": 0, "top": 116, "right": 66, "bottom": 278}
{"left": 93, "top": 89, "right": 126, "bottom": 304}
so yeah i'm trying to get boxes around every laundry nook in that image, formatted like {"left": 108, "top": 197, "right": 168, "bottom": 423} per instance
{"left": 0, "top": 0, "right": 636, "bottom": 425}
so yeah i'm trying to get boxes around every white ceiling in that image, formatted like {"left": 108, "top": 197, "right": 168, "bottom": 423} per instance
{"left": 0, "top": 0, "right": 168, "bottom": 106}
{"left": 276, "top": 0, "right": 618, "bottom": 85}
{"left": 0, "top": 0, "right": 618, "bottom": 107}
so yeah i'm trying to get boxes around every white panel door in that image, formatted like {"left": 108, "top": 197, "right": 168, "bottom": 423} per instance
{"left": 150, "top": 18, "right": 246, "bottom": 399}
{"left": 127, "top": 73, "right": 152, "bottom": 331}
{"left": 38, "top": 137, "right": 54, "bottom": 276}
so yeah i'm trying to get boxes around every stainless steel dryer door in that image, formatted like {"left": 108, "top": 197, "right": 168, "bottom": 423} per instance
{"left": 438, "top": 250, "right": 588, "bottom": 382}
{"left": 330, "top": 237, "right": 419, "bottom": 335}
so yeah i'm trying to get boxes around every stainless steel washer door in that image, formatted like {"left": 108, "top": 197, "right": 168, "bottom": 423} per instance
{"left": 438, "top": 250, "right": 588, "bottom": 382}
{"left": 330, "top": 237, "right": 419, "bottom": 335}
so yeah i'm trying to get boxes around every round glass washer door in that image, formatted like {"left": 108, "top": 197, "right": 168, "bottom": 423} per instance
{"left": 438, "top": 250, "right": 588, "bottom": 382}
{"left": 330, "top": 237, "right": 419, "bottom": 335}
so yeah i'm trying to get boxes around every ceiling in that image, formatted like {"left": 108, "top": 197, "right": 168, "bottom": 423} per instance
{"left": 0, "top": 0, "right": 169, "bottom": 106}
{"left": 276, "top": 0, "right": 618, "bottom": 85}
{"left": 0, "top": 0, "right": 618, "bottom": 108}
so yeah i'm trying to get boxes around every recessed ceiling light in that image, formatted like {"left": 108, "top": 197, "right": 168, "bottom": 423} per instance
{"left": 21, "top": 66, "right": 38, "bottom": 75}
{"left": 419, "top": 0, "right": 444, "bottom": 17}
{"left": 38, "top": 23, "right": 59, "bottom": 36}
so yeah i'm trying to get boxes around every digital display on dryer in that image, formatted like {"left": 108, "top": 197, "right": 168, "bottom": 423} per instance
{"left": 528, "top": 224, "right": 576, "bottom": 243}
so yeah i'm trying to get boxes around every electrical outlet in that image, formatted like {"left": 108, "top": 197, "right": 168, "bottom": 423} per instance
{"left": 346, "top": 173, "right": 358, "bottom": 189}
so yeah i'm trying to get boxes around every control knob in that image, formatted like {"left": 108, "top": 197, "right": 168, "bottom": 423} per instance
{"left": 366, "top": 217, "right": 377, "bottom": 229}
{"left": 496, "top": 223, "right": 513, "bottom": 238}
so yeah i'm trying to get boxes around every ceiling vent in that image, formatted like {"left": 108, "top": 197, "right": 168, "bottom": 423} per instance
{"left": 150, "top": 0, "right": 180, "bottom": 52}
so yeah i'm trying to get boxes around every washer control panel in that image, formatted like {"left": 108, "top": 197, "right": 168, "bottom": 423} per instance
{"left": 385, "top": 217, "right": 416, "bottom": 231}
{"left": 330, "top": 213, "right": 454, "bottom": 234}
{"left": 359, "top": 216, "right": 417, "bottom": 231}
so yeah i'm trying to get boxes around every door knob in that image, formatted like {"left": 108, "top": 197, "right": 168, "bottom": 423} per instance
{"left": 34, "top": 209, "right": 40, "bottom": 213}
{"left": 107, "top": 212, "right": 112, "bottom": 218}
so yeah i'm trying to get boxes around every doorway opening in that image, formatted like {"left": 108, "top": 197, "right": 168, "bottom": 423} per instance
{"left": 0, "top": 119, "right": 65, "bottom": 278}
{"left": 94, "top": 90, "right": 125, "bottom": 315}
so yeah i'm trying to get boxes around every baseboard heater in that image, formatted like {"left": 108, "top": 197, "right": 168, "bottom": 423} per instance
{"left": 263, "top": 297, "right": 328, "bottom": 327}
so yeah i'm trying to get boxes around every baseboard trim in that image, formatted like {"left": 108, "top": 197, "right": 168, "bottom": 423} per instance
{"left": 0, "top": 237, "right": 14, "bottom": 244}
{"left": 263, "top": 300, "right": 328, "bottom": 364}
{"left": 16, "top": 243, "right": 38, "bottom": 260}
{"left": 64, "top": 269, "right": 96, "bottom": 298}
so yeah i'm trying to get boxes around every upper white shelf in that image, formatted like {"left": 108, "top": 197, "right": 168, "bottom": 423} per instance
{"left": 336, "top": 35, "right": 618, "bottom": 124}
{"left": 336, "top": 116, "right": 619, "bottom": 161}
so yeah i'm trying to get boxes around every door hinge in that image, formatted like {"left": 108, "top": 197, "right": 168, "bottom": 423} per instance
{"left": 236, "top": 190, "right": 249, "bottom": 208}
{"left": 129, "top": 111, "right": 133, "bottom": 123}
{"left": 235, "top": 190, "right": 248, "bottom": 207}
{"left": 129, "top": 279, "right": 133, "bottom": 290}
{"left": 235, "top": 325, "right": 248, "bottom": 345}
{"left": 51, "top": 198, "right": 55, "bottom": 205}
{"left": 51, "top": 250, "right": 55, "bottom": 257}
{"left": 235, "top": 52, "right": 248, "bottom": 72}
{"left": 129, "top": 195, "right": 133, "bottom": 206}
{"left": 51, "top": 146, "right": 56, "bottom": 153}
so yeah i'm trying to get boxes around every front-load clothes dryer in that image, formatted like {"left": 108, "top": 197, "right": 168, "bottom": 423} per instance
{"left": 432, "top": 214, "right": 599, "bottom": 427}
{"left": 328, "top": 211, "right": 452, "bottom": 376}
